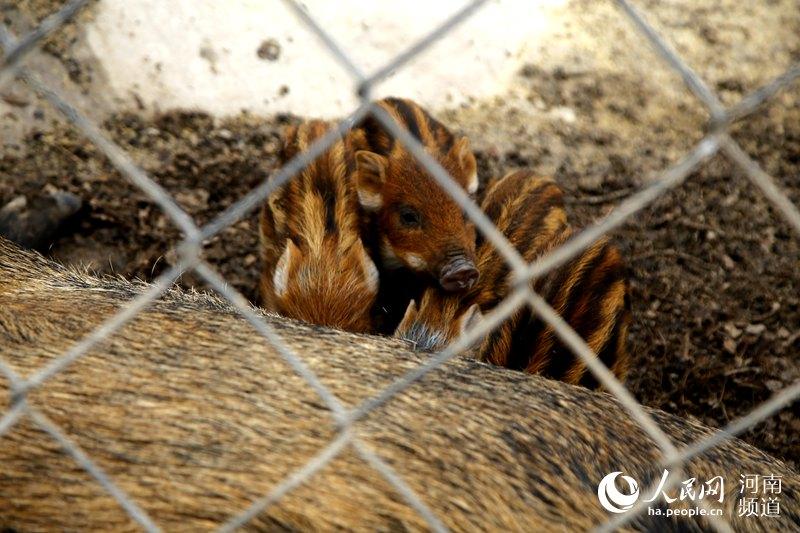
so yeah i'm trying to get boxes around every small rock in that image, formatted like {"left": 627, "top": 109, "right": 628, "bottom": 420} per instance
{"left": 721, "top": 254, "right": 735, "bottom": 270}
{"left": 244, "top": 254, "right": 257, "bottom": 267}
{"left": 550, "top": 106, "right": 576, "bottom": 124}
{"left": 745, "top": 323, "right": 766, "bottom": 336}
{"left": 1, "top": 90, "right": 30, "bottom": 107}
{"left": 0, "top": 189, "right": 82, "bottom": 250}
{"left": 519, "top": 64, "right": 539, "bottom": 78}
{"left": 187, "top": 132, "right": 201, "bottom": 146}
{"left": 1, "top": 196, "right": 26, "bottom": 212}
{"left": 723, "top": 323, "right": 742, "bottom": 339}
{"left": 577, "top": 173, "right": 604, "bottom": 193}
{"left": 199, "top": 44, "right": 218, "bottom": 74}
{"left": 723, "top": 337, "right": 738, "bottom": 354}
{"left": 164, "top": 248, "right": 179, "bottom": 266}
{"left": 722, "top": 192, "right": 739, "bottom": 207}
{"left": 777, "top": 327, "right": 790, "bottom": 339}
{"left": 174, "top": 189, "right": 210, "bottom": 211}
{"left": 257, "top": 38, "right": 281, "bottom": 61}
{"left": 765, "top": 379, "right": 784, "bottom": 392}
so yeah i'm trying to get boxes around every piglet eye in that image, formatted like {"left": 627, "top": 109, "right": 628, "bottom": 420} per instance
{"left": 398, "top": 205, "right": 422, "bottom": 228}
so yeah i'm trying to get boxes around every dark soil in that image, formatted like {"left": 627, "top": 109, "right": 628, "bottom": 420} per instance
{"left": 1, "top": 73, "right": 798, "bottom": 471}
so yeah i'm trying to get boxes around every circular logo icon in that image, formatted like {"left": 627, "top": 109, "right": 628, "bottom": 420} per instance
{"left": 597, "top": 471, "right": 640, "bottom": 513}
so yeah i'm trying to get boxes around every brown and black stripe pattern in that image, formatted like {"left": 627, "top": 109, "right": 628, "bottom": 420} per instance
{"left": 358, "top": 97, "right": 457, "bottom": 156}
{"left": 394, "top": 170, "right": 569, "bottom": 349}
{"left": 258, "top": 120, "right": 378, "bottom": 332}
{"left": 260, "top": 120, "right": 367, "bottom": 260}
{"left": 480, "top": 226, "right": 631, "bottom": 388}
{"left": 395, "top": 170, "right": 631, "bottom": 388}
{"left": 469, "top": 170, "right": 569, "bottom": 309}
{"left": 350, "top": 97, "right": 479, "bottom": 330}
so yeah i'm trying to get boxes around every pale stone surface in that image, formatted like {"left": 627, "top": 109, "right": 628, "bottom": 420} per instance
{"left": 2, "top": 0, "right": 797, "bottom": 150}
{"left": 83, "top": 0, "right": 567, "bottom": 118}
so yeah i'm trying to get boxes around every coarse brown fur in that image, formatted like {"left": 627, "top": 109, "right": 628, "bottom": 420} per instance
{"left": 0, "top": 238, "right": 798, "bottom": 531}
{"left": 259, "top": 120, "right": 378, "bottom": 333}
{"left": 353, "top": 97, "right": 480, "bottom": 332}
{"left": 481, "top": 225, "right": 631, "bottom": 388}
{"left": 395, "top": 170, "right": 569, "bottom": 350}
{"left": 396, "top": 170, "right": 631, "bottom": 387}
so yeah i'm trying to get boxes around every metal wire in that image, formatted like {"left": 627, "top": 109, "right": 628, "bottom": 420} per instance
{"left": 0, "top": 0, "right": 799, "bottom": 531}
{"left": 615, "top": 0, "right": 726, "bottom": 121}
{"left": 359, "top": 0, "right": 489, "bottom": 93}
{"left": 216, "top": 429, "right": 354, "bottom": 533}
{"left": 23, "top": 263, "right": 188, "bottom": 392}
{"left": 279, "top": 0, "right": 366, "bottom": 83}
{"left": 523, "top": 136, "right": 720, "bottom": 283}
{"left": 28, "top": 407, "right": 161, "bottom": 532}
{"left": 523, "top": 289, "right": 678, "bottom": 457}
{"left": 200, "top": 103, "right": 373, "bottom": 240}
{"left": 724, "top": 63, "right": 800, "bottom": 126}
{"left": 0, "top": 0, "right": 89, "bottom": 89}
{"left": 720, "top": 135, "right": 800, "bottom": 235}
{"left": 0, "top": 399, "right": 27, "bottom": 439}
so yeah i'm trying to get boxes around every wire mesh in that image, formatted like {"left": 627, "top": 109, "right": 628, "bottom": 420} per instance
{"left": 0, "top": 0, "right": 798, "bottom": 531}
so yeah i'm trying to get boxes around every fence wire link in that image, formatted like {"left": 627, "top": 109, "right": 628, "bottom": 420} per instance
{"left": 0, "top": 0, "right": 88, "bottom": 89}
{"left": 0, "top": 0, "right": 798, "bottom": 531}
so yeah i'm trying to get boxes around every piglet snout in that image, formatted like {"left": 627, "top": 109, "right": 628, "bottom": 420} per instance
{"left": 439, "top": 258, "right": 479, "bottom": 292}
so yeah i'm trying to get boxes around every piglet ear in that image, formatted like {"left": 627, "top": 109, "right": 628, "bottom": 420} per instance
{"left": 273, "top": 239, "right": 301, "bottom": 298}
{"left": 357, "top": 243, "right": 379, "bottom": 295}
{"left": 394, "top": 299, "right": 419, "bottom": 338}
{"left": 355, "top": 150, "right": 387, "bottom": 211}
{"left": 451, "top": 136, "right": 478, "bottom": 194}
{"left": 457, "top": 303, "right": 483, "bottom": 339}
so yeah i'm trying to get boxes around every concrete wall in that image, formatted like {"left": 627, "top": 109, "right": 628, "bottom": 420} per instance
{"left": 83, "top": 0, "right": 566, "bottom": 118}
{"left": 2, "top": 0, "right": 797, "bottom": 150}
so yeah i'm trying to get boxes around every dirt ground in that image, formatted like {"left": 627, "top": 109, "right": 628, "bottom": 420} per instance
{"left": 1, "top": 0, "right": 798, "bottom": 471}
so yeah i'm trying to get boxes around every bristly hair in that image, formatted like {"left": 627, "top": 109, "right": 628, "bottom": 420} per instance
{"left": 393, "top": 170, "right": 630, "bottom": 388}
{"left": 274, "top": 120, "right": 366, "bottom": 253}
{"left": 356, "top": 97, "right": 456, "bottom": 156}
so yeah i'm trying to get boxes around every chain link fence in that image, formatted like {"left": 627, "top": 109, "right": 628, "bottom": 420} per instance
{"left": 1, "top": 0, "right": 799, "bottom": 531}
